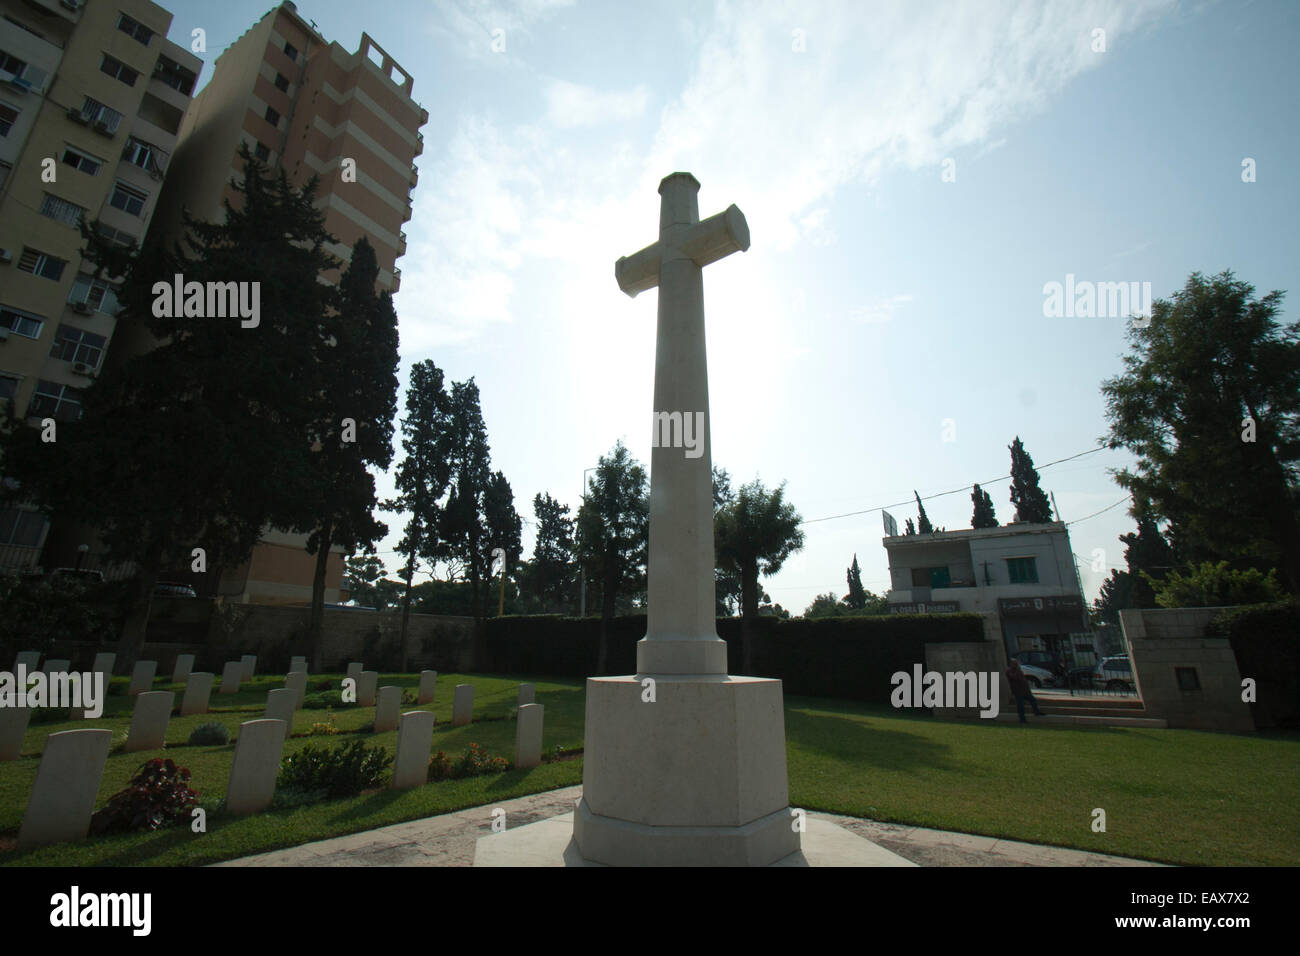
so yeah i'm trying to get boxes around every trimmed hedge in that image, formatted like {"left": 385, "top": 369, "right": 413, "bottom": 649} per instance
{"left": 1209, "top": 600, "right": 1300, "bottom": 729}
{"left": 480, "top": 612, "right": 985, "bottom": 704}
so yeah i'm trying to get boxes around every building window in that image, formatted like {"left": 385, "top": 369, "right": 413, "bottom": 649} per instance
{"left": 1, "top": 305, "right": 44, "bottom": 338}
{"left": 0, "top": 506, "right": 48, "bottom": 548}
{"left": 254, "top": 141, "right": 270, "bottom": 161}
{"left": 152, "top": 55, "right": 196, "bottom": 96}
{"left": 17, "top": 248, "right": 67, "bottom": 281}
{"left": 100, "top": 54, "right": 139, "bottom": 87}
{"left": 122, "top": 136, "right": 165, "bottom": 175}
{"left": 95, "top": 223, "right": 137, "bottom": 248}
{"left": 116, "top": 13, "right": 154, "bottom": 46}
{"left": 61, "top": 145, "right": 103, "bottom": 176}
{"left": 27, "top": 379, "right": 82, "bottom": 422}
{"left": 0, "top": 373, "right": 19, "bottom": 407}
{"left": 1175, "top": 667, "right": 1201, "bottom": 691}
{"left": 1006, "top": 556, "right": 1039, "bottom": 584}
{"left": 284, "top": 42, "right": 298, "bottom": 61}
{"left": 0, "top": 50, "right": 27, "bottom": 80}
{"left": 910, "top": 566, "right": 950, "bottom": 588}
{"left": 39, "top": 193, "right": 86, "bottom": 227}
{"left": 78, "top": 97, "right": 124, "bottom": 134}
{"left": 265, "top": 105, "right": 280, "bottom": 127}
{"left": 69, "top": 274, "right": 119, "bottom": 314}
{"left": 50, "top": 325, "right": 107, "bottom": 367}
{"left": 274, "top": 72, "right": 289, "bottom": 92}
{"left": 109, "top": 181, "right": 147, "bottom": 216}
{"left": 0, "top": 100, "right": 18, "bottom": 136}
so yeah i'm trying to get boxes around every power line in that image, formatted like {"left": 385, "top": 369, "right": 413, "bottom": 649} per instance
{"left": 799, "top": 445, "right": 1112, "bottom": 526}
{"left": 1065, "top": 495, "right": 1133, "bottom": 526}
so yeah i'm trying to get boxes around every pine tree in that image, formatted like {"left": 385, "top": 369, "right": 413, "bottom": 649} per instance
{"left": 971, "top": 484, "right": 998, "bottom": 529}
{"left": 904, "top": 518, "right": 916, "bottom": 536}
{"left": 1008, "top": 437, "right": 1055, "bottom": 523}
{"left": 845, "top": 554, "right": 868, "bottom": 609}
{"left": 914, "top": 491, "right": 934, "bottom": 534}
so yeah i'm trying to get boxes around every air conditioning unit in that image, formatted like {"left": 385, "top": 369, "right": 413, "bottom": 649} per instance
{"left": 72, "top": 301, "right": 93, "bottom": 315}
{"left": 72, "top": 362, "right": 94, "bottom": 376}
{"left": 67, "top": 107, "right": 88, "bottom": 124}
{"left": 0, "top": 326, "right": 9, "bottom": 342}
{"left": 93, "top": 120, "right": 113, "bottom": 135}
{"left": 0, "top": 247, "right": 11, "bottom": 263}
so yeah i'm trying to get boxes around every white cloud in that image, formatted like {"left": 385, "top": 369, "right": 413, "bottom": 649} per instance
{"left": 545, "top": 80, "right": 650, "bottom": 128}
{"left": 852, "top": 293, "right": 914, "bottom": 325}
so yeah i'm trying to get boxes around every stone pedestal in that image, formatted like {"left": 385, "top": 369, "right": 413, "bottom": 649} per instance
{"left": 573, "top": 674, "right": 800, "bottom": 867}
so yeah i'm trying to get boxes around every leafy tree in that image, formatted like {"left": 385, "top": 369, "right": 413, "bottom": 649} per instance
{"left": 914, "top": 491, "right": 934, "bottom": 534}
{"left": 845, "top": 554, "right": 868, "bottom": 609}
{"left": 480, "top": 470, "right": 523, "bottom": 618}
{"left": 0, "top": 145, "right": 336, "bottom": 670}
{"left": 1101, "top": 271, "right": 1300, "bottom": 594}
{"left": 1147, "top": 560, "right": 1284, "bottom": 608}
{"left": 904, "top": 518, "right": 916, "bottom": 536}
{"left": 342, "top": 555, "right": 403, "bottom": 610}
{"left": 524, "top": 492, "right": 577, "bottom": 613}
{"left": 803, "top": 592, "right": 847, "bottom": 619}
{"left": 715, "top": 479, "right": 805, "bottom": 672}
{"left": 294, "top": 237, "right": 399, "bottom": 669}
{"left": 384, "top": 360, "right": 454, "bottom": 664}
{"left": 971, "top": 483, "right": 998, "bottom": 529}
{"left": 1008, "top": 437, "right": 1054, "bottom": 523}
{"left": 713, "top": 466, "right": 743, "bottom": 616}
{"left": 576, "top": 441, "right": 649, "bottom": 674}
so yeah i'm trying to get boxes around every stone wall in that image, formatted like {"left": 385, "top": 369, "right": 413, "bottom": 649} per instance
{"left": 924, "top": 639, "right": 1011, "bottom": 719}
{"left": 1121, "top": 608, "right": 1254, "bottom": 733}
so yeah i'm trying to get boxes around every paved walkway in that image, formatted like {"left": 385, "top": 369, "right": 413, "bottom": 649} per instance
{"left": 214, "top": 786, "right": 1164, "bottom": 867}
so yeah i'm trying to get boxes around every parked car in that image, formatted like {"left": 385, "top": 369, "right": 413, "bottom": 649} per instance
{"left": 1018, "top": 662, "right": 1056, "bottom": 689}
{"left": 48, "top": 567, "right": 105, "bottom": 582}
{"left": 153, "top": 581, "right": 197, "bottom": 598}
{"left": 1092, "top": 656, "right": 1135, "bottom": 691}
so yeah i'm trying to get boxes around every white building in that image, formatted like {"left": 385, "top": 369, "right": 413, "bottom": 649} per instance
{"left": 883, "top": 521, "right": 1091, "bottom": 660}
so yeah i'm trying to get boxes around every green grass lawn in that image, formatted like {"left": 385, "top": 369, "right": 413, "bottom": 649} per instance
{"left": 1, "top": 675, "right": 1296, "bottom": 866}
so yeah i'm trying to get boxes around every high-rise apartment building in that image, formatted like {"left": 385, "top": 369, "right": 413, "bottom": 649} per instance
{"left": 143, "top": 1, "right": 426, "bottom": 605}
{"left": 0, "top": 0, "right": 200, "bottom": 572}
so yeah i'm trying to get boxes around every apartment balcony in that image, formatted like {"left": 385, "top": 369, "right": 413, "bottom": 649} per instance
{"left": 392, "top": 267, "right": 401, "bottom": 292}
{"left": 409, "top": 163, "right": 418, "bottom": 186}
{"left": 397, "top": 230, "right": 407, "bottom": 255}
{"left": 146, "top": 75, "right": 192, "bottom": 115}
{"left": 414, "top": 130, "right": 423, "bottom": 157}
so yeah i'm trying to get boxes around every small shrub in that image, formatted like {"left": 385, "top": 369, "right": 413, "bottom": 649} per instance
{"left": 310, "top": 678, "right": 334, "bottom": 692}
{"left": 427, "top": 744, "right": 510, "bottom": 782}
{"left": 89, "top": 758, "right": 199, "bottom": 835}
{"left": 29, "top": 706, "right": 72, "bottom": 725}
{"left": 401, "top": 689, "right": 418, "bottom": 706}
{"left": 277, "top": 739, "right": 392, "bottom": 798}
{"left": 270, "top": 785, "right": 329, "bottom": 809}
{"left": 306, "top": 710, "right": 341, "bottom": 736}
{"left": 188, "top": 722, "right": 230, "bottom": 746}
{"left": 302, "top": 690, "right": 358, "bottom": 710}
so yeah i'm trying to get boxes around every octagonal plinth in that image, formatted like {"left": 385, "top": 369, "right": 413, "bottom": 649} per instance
{"left": 573, "top": 674, "right": 801, "bottom": 866}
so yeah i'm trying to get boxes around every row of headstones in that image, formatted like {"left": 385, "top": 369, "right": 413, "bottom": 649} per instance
{"left": 7, "top": 673, "right": 545, "bottom": 851}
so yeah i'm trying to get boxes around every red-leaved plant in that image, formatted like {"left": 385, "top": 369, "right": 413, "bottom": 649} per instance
{"left": 89, "top": 758, "right": 200, "bottom": 835}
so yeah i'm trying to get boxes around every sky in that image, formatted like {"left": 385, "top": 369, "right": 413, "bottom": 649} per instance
{"left": 169, "top": 0, "right": 1299, "bottom": 610}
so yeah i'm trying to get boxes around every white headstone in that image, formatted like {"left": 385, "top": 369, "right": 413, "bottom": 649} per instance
{"left": 173, "top": 653, "right": 195, "bottom": 683}
{"left": 515, "top": 703, "right": 544, "bottom": 770}
{"left": 392, "top": 711, "right": 435, "bottom": 790}
{"left": 0, "top": 706, "right": 32, "bottom": 761}
{"left": 180, "top": 672, "right": 214, "bottom": 716}
{"left": 128, "top": 660, "right": 157, "bottom": 695}
{"left": 452, "top": 684, "right": 473, "bottom": 727}
{"left": 17, "top": 728, "right": 113, "bottom": 849}
{"left": 345, "top": 662, "right": 363, "bottom": 683}
{"left": 219, "top": 660, "right": 243, "bottom": 695}
{"left": 225, "top": 719, "right": 286, "bottom": 815}
{"left": 91, "top": 652, "right": 116, "bottom": 680}
{"left": 290, "top": 656, "right": 308, "bottom": 674}
{"left": 517, "top": 683, "right": 535, "bottom": 706}
{"left": 357, "top": 670, "right": 378, "bottom": 707}
{"left": 263, "top": 688, "right": 296, "bottom": 740}
{"left": 125, "top": 690, "right": 175, "bottom": 752}
{"left": 574, "top": 173, "right": 800, "bottom": 867}
{"left": 240, "top": 654, "right": 257, "bottom": 680}
{"left": 374, "top": 686, "right": 400, "bottom": 733}
{"left": 284, "top": 671, "right": 308, "bottom": 711}
{"left": 14, "top": 650, "right": 40, "bottom": 671}
{"left": 44, "top": 658, "right": 71, "bottom": 676}
{"left": 418, "top": 670, "right": 438, "bottom": 705}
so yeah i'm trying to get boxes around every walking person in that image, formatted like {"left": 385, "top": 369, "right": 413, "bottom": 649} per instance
{"left": 1005, "top": 658, "right": 1043, "bottom": 723}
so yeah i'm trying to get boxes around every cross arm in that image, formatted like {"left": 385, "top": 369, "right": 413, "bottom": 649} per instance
{"left": 678, "top": 204, "right": 749, "bottom": 269}
{"left": 615, "top": 242, "right": 663, "bottom": 298}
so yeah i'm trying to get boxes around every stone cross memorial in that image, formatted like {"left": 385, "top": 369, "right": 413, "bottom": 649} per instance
{"left": 572, "top": 173, "right": 800, "bottom": 866}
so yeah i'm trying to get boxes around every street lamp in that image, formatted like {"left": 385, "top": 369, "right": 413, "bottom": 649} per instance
{"left": 579, "top": 465, "right": 597, "bottom": 617}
